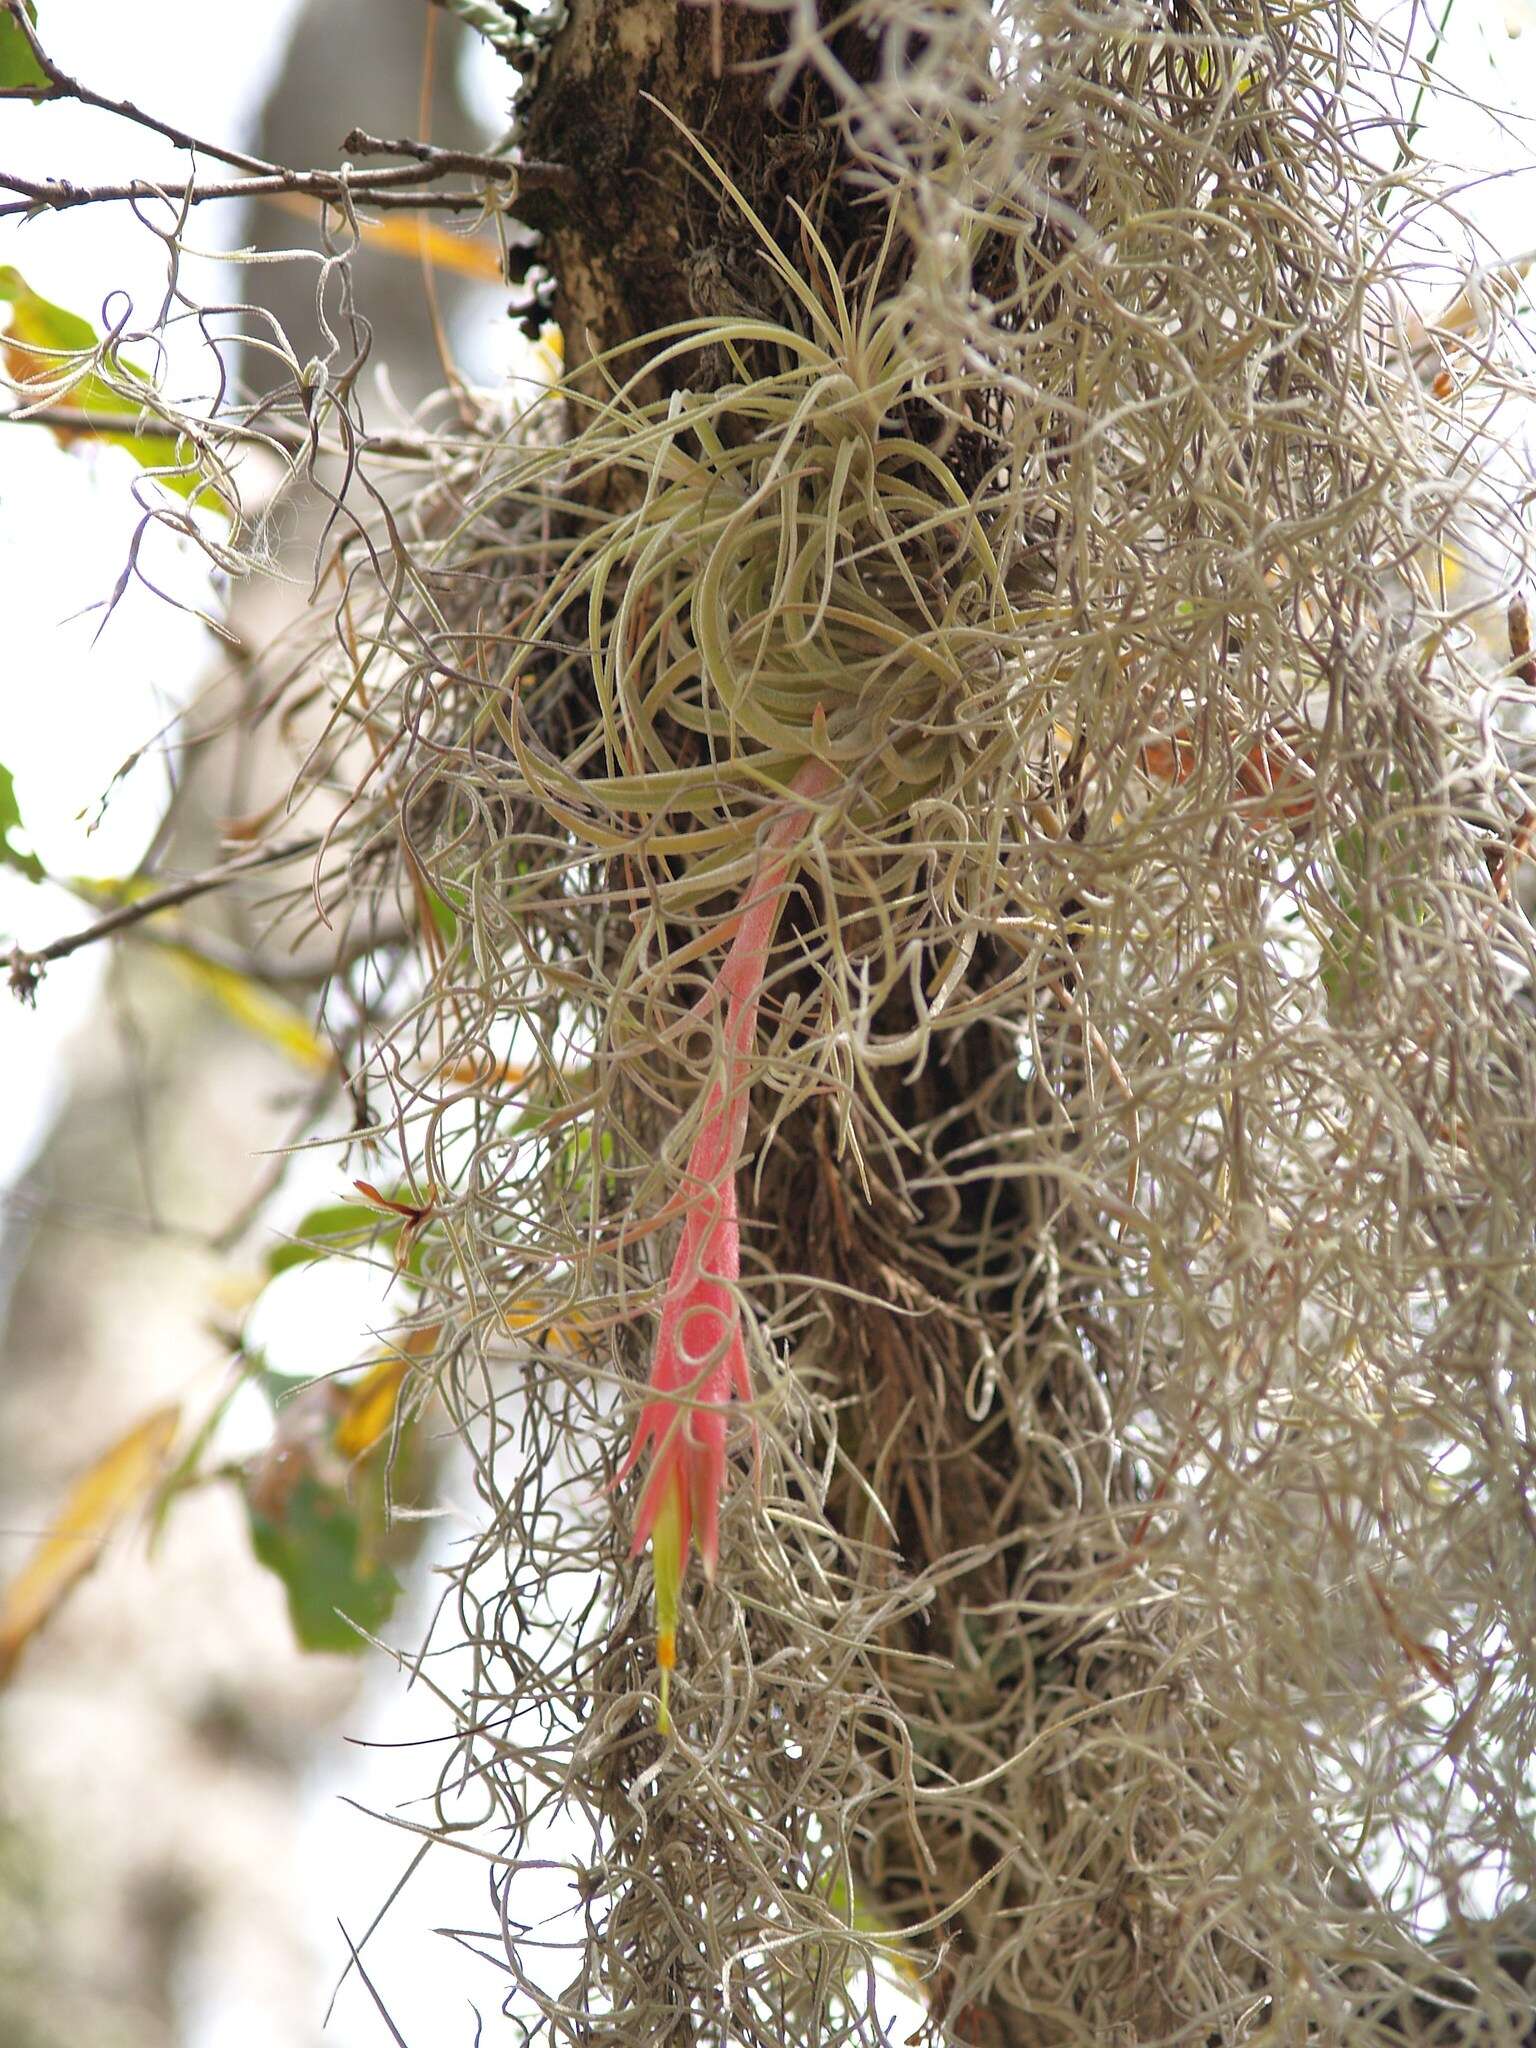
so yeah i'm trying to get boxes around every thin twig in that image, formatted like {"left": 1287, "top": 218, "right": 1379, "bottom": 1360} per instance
{"left": 335, "top": 1922, "right": 412, "bottom": 2048}
{"left": 0, "top": 0, "right": 282, "bottom": 171}
{"left": 0, "top": 162, "right": 565, "bottom": 220}
{"left": 339, "top": 129, "right": 525, "bottom": 182}
{"left": 0, "top": 1, "right": 570, "bottom": 219}
{"left": 7, "top": 836, "right": 322, "bottom": 1001}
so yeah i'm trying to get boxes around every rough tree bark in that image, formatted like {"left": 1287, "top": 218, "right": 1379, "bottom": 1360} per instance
{"left": 513, "top": 2, "right": 811, "bottom": 376}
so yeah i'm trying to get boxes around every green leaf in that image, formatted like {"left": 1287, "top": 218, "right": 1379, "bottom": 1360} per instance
{"left": 0, "top": 762, "right": 43, "bottom": 883}
{"left": 160, "top": 944, "right": 333, "bottom": 1073}
{"left": 1318, "top": 791, "right": 1430, "bottom": 1018}
{"left": 0, "top": 267, "right": 212, "bottom": 501}
{"left": 0, "top": 3, "right": 48, "bottom": 97}
{"left": 818, "top": 1867, "right": 921, "bottom": 1987}
{"left": 423, "top": 882, "right": 458, "bottom": 944}
{"left": 244, "top": 1473, "right": 400, "bottom": 1654}
{"left": 265, "top": 1199, "right": 406, "bottom": 1278}
{"left": 1319, "top": 825, "right": 1369, "bottom": 1013}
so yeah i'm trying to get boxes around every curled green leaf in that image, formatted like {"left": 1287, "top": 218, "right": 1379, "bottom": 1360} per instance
{"left": 0, "top": 3, "right": 48, "bottom": 98}
{"left": 0, "top": 763, "right": 43, "bottom": 884}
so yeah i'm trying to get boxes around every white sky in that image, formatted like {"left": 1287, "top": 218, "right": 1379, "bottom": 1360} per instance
{"left": 4, "top": 0, "right": 1536, "bottom": 2041}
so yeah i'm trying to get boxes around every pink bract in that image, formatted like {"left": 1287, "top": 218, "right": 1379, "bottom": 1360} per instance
{"left": 618, "top": 758, "right": 836, "bottom": 1583}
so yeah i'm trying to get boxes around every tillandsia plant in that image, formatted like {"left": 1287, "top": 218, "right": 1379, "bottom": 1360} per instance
{"left": 8, "top": 0, "right": 1536, "bottom": 2039}
{"left": 489, "top": 175, "right": 1067, "bottom": 1724}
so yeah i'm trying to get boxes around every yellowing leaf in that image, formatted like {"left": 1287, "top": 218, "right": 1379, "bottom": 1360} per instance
{"left": 1400, "top": 260, "right": 1533, "bottom": 355}
{"left": 357, "top": 211, "right": 506, "bottom": 284}
{"left": 532, "top": 322, "right": 564, "bottom": 384}
{"left": 442, "top": 1056, "right": 530, "bottom": 1086}
{"left": 0, "top": 267, "right": 211, "bottom": 501}
{"left": 649, "top": 1479, "right": 684, "bottom": 1734}
{"left": 333, "top": 1316, "right": 443, "bottom": 1461}
{"left": 0, "top": 1405, "right": 180, "bottom": 1685}
{"left": 503, "top": 1299, "right": 586, "bottom": 1350}
{"left": 260, "top": 191, "right": 505, "bottom": 284}
{"left": 65, "top": 878, "right": 331, "bottom": 1071}
{"left": 333, "top": 1360, "right": 411, "bottom": 1460}
{"left": 163, "top": 946, "right": 334, "bottom": 1074}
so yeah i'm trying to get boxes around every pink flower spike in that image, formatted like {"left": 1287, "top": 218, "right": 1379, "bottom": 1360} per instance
{"left": 620, "top": 1131, "right": 743, "bottom": 1582}
{"left": 620, "top": 751, "right": 838, "bottom": 1709}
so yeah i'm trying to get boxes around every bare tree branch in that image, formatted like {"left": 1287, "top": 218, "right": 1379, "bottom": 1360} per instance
{"left": 338, "top": 129, "right": 538, "bottom": 183}
{"left": 6, "top": 837, "right": 322, "bottom": 1001}
{"left": 0, "top": 0, "right": 571, "bottom": 219}
{"left": 0, "top": 0, "right": 283, "bottom": 169}
{"left": 0, "top": 162, "right": 567, "bottom": 220}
